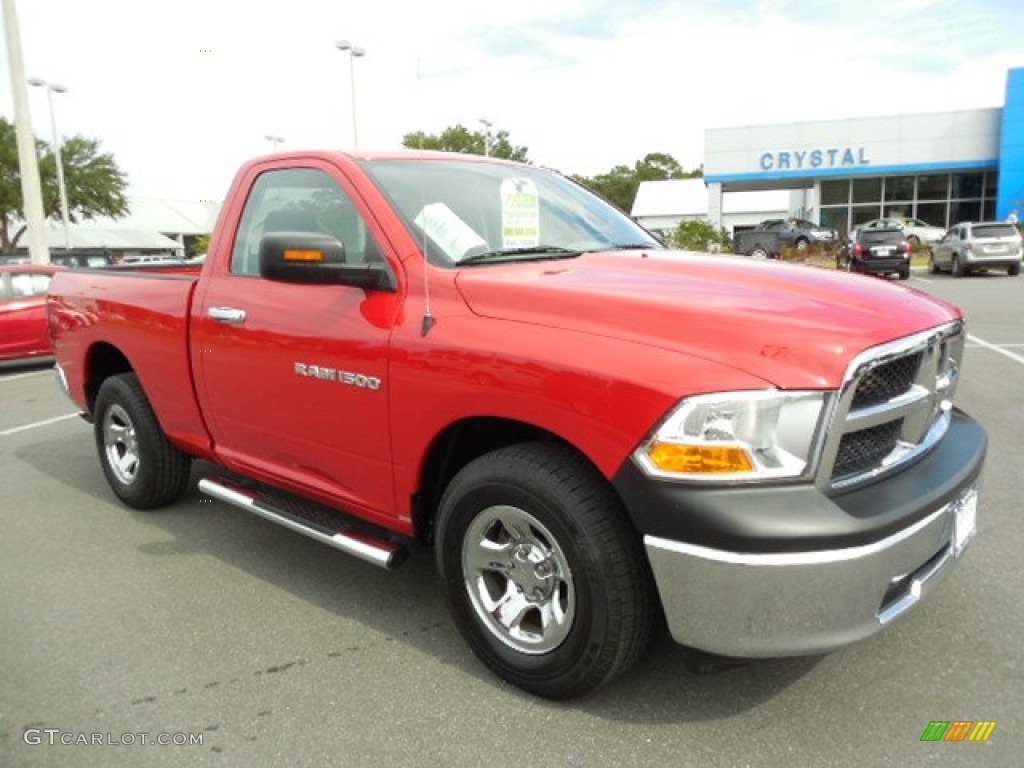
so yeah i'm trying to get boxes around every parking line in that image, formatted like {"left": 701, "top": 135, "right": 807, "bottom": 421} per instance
{"left": 0, "top": 368, "right": 53, "bottom": 384}
{"left": 968, "top": 333, "right": 1024, "bottom": 367}
{"left": 0, "top": 413, "right": 81, "bottom": 436}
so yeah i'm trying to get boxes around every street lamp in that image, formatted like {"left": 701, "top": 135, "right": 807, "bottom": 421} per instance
{"left": 479, "top": 118, "right": 493, "bottom": 157}
{"left": 335, "top": 40, "right": 365, "bottom": 148}
{"left": 265, "top": 134, "right": 285, "bottom": 151}
{"left": 28, "top": 77, "right": 71, "bottom": 251}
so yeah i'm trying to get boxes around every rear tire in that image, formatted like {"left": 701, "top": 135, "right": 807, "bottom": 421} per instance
{"left": 749, "top": 247, "right": 768, "bottom": 260}
{"left": 899, "top": 267, "right": 910, "bottom": 280}
{"left": 952, "top": 255, "right": 965, "bottom": 278}
{"left": 94, "top": 373, "right": 192, "bottom": 509}
{"left": 435, "top": 442, "right": 654, "bottom": 699}
{"left": 1009, "top": 262, "right": 1021, "bottom": 276}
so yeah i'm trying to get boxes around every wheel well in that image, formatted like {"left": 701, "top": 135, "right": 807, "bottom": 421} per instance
{"left": 84, "top": 343, "right": 133, "bottom": 413}
{"left": 412, "top": 417, "right": 574, "bottom": 545}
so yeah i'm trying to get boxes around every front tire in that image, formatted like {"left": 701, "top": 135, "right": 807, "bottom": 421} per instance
{"left": 1009, "top": 261, "right": 1021, "bottom": 276}
{"left": 749, "top": 247, "right": 768, "bottom": 260}
{"left": 435, "top": 442, "right": 654, "bottom": 699}
{"left": 94, "top": 373, "right": 192, "bottom": 509}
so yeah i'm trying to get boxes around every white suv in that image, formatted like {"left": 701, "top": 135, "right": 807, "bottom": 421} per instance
{"left": 930, "top": 222, "right": 1023, "bottom": 277}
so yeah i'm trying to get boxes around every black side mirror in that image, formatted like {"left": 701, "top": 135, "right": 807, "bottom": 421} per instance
{"left": 259, "top": 232, "right": 395, "bottom": 291}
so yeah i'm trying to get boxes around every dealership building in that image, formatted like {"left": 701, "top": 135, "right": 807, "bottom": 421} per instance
{"left": 635, "top": 67, "right": 1023, "bottom": 235}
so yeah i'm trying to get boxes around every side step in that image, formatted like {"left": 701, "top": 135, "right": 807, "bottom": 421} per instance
{"left": 198, "top": 476, "right": 407, "bottom": 569}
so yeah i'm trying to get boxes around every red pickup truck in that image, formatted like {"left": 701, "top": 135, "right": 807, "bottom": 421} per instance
{"left": 47, "top": 151, "right": 986, "bottom": 699}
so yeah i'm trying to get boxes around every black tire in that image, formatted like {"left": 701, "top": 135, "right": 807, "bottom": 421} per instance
{"left": 749, "top": 247, "right": 768, "bottom": 260}
{"left": 794, "top": 237, "right": 809, "bottom": 250}
{"left": 898, "top": 267, "right": 910, "bottom": 280}
{"left": 952, "top": 255, "right": 965, "bottom": 278}
{"left": 94, "top": 373, "right": 192, "bottom": 509}
{"left": 1008, "top": 261, "right": 1021, "bottom": 276}
{"left": 435, "top": 442, "right": 654, "bottom": 699}
{"left": 929, "top": 254, "right": 939, "bottom": 274}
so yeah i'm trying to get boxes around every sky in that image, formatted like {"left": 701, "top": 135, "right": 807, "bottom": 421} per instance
{"left": 2, "top": 0, "right": 1021, "bottom": 202}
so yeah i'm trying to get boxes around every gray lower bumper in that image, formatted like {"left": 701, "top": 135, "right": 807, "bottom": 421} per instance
{"left": 645, "top": 483, "right": 978, "bottom": 658}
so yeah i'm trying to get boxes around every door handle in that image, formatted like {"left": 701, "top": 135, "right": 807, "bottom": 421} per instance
{"left": 208, "top": 306, "right": 247, "bottom": 324}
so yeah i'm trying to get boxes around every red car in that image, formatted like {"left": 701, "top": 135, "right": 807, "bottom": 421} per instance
{"left": 0, "top": 264, "right": 61, "bottom": 362}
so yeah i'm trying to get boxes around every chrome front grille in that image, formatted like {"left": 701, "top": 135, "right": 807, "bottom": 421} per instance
{"left": 850, "top": 353, "right": 923, "bottom": 409}
{"left": 817, "top": 321, "right": 964, "bottom": 491}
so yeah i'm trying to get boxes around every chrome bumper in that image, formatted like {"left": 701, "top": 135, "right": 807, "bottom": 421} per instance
{"left": 644, "top": 483, "right": 978, "bottom": 658}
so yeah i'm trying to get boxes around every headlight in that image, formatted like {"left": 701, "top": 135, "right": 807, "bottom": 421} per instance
{"left": 634, "top": 390, "right": 828, "bottom": 482}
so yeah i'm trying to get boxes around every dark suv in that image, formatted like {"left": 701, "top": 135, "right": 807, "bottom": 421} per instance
{"left": 843, "top": 227, "right": 911, "bottom": 279}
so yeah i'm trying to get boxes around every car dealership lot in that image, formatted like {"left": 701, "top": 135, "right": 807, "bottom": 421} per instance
{"left": 2, "top": 272, "right": 1022, "bottom": 767}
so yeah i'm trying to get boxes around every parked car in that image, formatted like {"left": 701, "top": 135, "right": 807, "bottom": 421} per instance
{"left": 861, "top": 217, "right": 945, "bottom": 246}
{"left": 930, "top": 222, "right": 1023, "bottom": 277}
{"left": 0, "top": 264, "right": 61, "bottom": 362}
{"left": 841, "top": 226, "right": 911, "bottom": 279}
{"left": 755, "top": 218, "right": 838, "bottom": 250}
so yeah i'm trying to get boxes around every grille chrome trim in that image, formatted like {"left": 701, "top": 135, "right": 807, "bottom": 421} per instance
{"left": 817, "top": 320, "right": 964, "bottom": 491}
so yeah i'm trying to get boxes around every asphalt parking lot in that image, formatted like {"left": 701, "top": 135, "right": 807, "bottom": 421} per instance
{"left": 1, "top": 268, "right": 1022, "bottom": 767}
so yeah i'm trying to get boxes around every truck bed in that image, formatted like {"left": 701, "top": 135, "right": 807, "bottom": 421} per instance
{"left": 48, "top": 265, "right": 211, "bottom": 456}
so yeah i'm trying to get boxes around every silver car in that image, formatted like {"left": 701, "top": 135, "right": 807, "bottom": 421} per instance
{"left": 930, "top": 222, "right": 1023, "bottom": 277}
{"left": 862, "top": 217, "right": 945, "bottom": 246}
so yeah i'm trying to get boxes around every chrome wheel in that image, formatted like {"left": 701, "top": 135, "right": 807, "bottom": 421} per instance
{"left": 462, "top": 504, "right": 575, "bottom": 655}
{"left": 102, "top": 403, "right": 140, "bottom": 485}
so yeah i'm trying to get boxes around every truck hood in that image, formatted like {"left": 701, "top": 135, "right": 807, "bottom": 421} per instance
{"left": 454, "top": 251, "right": 960, "bottom": 389}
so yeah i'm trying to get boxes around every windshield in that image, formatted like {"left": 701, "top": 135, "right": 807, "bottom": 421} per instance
{"left": 358, "top": 158, "right": 661, "bottom": 267}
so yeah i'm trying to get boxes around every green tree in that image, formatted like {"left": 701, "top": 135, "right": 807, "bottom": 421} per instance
{"left": 1, "top": 117, "right": 129, "bottom": 252}
{"left": 574, "top": 153, "right": 702, "bottom": 213}
{"left": 401, "top": 123, "right": 529, "bottom": 162}
{"left": 671, "top": 219, "right": 729, "bottom": 252}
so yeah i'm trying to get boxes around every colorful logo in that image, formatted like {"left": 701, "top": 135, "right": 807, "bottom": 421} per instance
{"left": 920, "top": 721, "right": 996, "bottom": 742}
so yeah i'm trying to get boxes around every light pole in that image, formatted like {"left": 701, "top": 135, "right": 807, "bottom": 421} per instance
{"left": 335, "top": 40, "right": 365, "bottom": 148}
{"left": 479, "top": 118, "right": 493, "bottom": 157}
{"left": 28, "top": 77, "right": 71, "bottom": 252}
{"left": 265, "top": 134, "right": 285, "bottom": 151}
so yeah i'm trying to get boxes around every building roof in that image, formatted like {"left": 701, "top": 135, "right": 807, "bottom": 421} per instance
{"left": 42, "top": 225, "right": 183, "bottom": 251}
{"left": 84, "top": 197, "right": 221, "bottom": 236}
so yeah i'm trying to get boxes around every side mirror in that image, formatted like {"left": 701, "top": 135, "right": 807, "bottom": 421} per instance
{"left": 259, "top": 232, "right": 395, "bottom": 291}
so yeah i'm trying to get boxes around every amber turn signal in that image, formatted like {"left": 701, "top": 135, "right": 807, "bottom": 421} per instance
{"left": 647, "top": 442, "right": 754, "bottom": 474}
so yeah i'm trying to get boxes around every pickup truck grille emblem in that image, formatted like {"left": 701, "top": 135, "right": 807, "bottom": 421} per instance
{"left": 294, "top": 362, "right": 381, "bottom": 391}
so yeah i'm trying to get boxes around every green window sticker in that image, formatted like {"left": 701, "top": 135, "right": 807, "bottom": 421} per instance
{"left": 501, "top": 179, "right": 540, "bottom": 249}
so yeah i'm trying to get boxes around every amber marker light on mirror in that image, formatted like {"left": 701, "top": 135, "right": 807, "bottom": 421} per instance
{"left": 284, "top": 250, "right": 325, "bottom": 262}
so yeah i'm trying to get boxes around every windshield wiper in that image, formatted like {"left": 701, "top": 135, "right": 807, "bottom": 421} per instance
{"left": 609, "top": 242, "right": 659, "bottom": 250}
{"left": 458, "top": 246, "right": 580, "bottom": 265}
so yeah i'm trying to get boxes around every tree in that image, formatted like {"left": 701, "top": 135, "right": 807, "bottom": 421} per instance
{"left": 574, "top": 153, "right": 702, "bottom": 213}
{"left": 1, "top": 117, "right": 129, "bottom": 252}
{"left": 401, "top": 123, "right": 529, "bottom": 162}
{"left": 671, "top": 219, "right": 729, "bottom": 252}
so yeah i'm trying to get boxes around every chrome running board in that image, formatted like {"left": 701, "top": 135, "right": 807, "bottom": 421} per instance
{"left": 198, "top": 476, "right": 407, "bottom": 570}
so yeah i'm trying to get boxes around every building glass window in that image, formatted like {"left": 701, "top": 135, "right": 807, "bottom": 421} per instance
{"left": 983, "top": 199, "right": 996, "bottom": 220}
{"left": 884, "top": 176, "right": 914, "bottom": 202}
{"left": 951, "top": 173, "right": 983, "bottom": 199}
{"left": 916, "top": 202, "right": 948, "bottom": 228}
{"left": 851, "top": 205, "right": 881, "bottom": 227}
{"left": 984, "top": 172, "right": 998, "bottom": 198}
{"left": 950, "top": 200, "right": 981, "bottom": 224}
{"left": 820, "top": 208, "right": 846, "bottom": 233}
{"left": 852, "top": 178, "right": 881, "bottom": 204}
{"left": 820, "top": 180, "right": 849, "bottom": 205}
{"left": 917, "top": 174, "right": 949, "bottom": 200}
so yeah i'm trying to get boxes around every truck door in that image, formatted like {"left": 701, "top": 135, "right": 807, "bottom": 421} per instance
{"left": 191, "top": 163, "right": 402, "bottom": 522}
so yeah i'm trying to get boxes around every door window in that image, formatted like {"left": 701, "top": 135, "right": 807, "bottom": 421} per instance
{"left": 230, "top": 168, "right": 384, "bottom": 276}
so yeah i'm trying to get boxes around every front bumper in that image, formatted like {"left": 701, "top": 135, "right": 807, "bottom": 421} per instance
{"left": 615, "top": 411, "right": 986, "bottom": 657}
